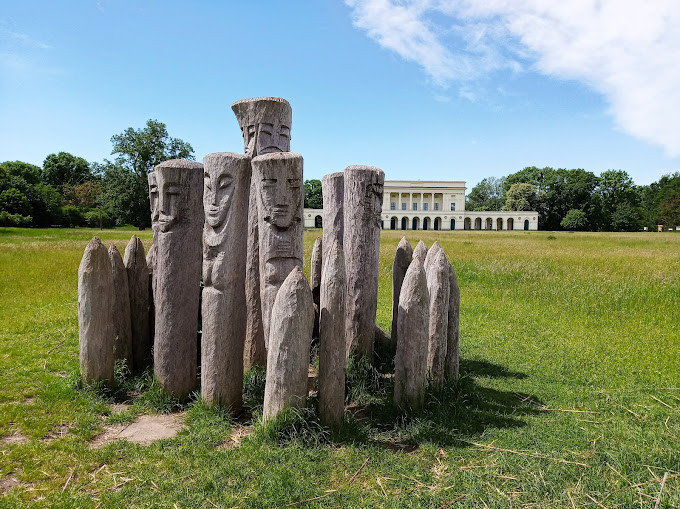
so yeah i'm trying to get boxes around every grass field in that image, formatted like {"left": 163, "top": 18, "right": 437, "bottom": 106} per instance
{"left": 0, "top": 226, "right": 679, "bottom": 507}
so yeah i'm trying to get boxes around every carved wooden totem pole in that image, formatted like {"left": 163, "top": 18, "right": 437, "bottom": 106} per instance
{"left": 251, "top": 152, "right": 304, "bottom": 348}
{"left": 231, "top": 97, "right": 292, "bottom": 371}
{"left": 201, "top": 152, "right": 251, "bottom": 411}
{"left": 149, "top": 159, "right": 204, "bottom": 399}
{"left": 343, "top": 165, "right": 384, "bottom": 360}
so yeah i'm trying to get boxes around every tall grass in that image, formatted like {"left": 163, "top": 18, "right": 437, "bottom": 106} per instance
{"left": 0, "top": 227, "right": 679, "bottom": 507}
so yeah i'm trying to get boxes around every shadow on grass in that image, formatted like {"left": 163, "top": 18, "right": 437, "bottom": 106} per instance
{"left": 334, "top": 357, "right": 543, "bottom": 451}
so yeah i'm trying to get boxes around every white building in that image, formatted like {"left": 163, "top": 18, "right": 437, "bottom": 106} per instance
{"left": 303, "top": 180, "right": 538, "bottom": 231}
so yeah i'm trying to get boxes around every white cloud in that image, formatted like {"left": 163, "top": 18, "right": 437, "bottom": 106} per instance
{"left": 345, "top": 0, "right": 680, "bottom": 156}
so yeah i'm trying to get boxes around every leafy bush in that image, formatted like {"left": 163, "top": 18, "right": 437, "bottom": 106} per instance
{"left": 84, "top": 209, "right": 115, "bottom": 228}
{"left": 61, "top": 205, "right": 85, "bottom": 227}
{"left": 560, "top": 209, "right": 588, "bottom": 231}
{"left": 0, "top": 187, "right": 32, "bottom": 216}
{"left": 0, "top": 210, "right": 32, "bottom": 226}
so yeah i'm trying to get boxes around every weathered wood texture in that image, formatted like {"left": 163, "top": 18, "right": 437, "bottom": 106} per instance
{"left": 151, "top": 159, "right": 204, "bottom": 399}
{"left": 310, "top": 236, "right": 322, "bottom": 339}
{"left": 232, "top": 96, "right": 293, "bottom": 372}
{"left": 393, "top": 259, "right": 430, "bottom": 411}
{"left": 321, "top": 172, "right": 344, "bottom": 261}
{"left": 413, "top": 240, "right": 427, "bottom": 264}
{"left": 201, "top": 152, "right": 251, "bottom": 411}
{"left": 78, "top": 237, "right": 115, "bottom": 384}
{"left": 426, "top": 249, "right": 450, "bottom": 390}
{"left": 108, "top": 244, "right": 132, "bottom": 369}
{"left": 243, "top": 182, "right": 267, "bottom": 372}
{"left": 123, "top": 235, "right": 150, "bottom": 373}
{"left": 252, "top": 152, "right": 304, "bottom": 350}
{"left": 391, "top": 236, "right": 413, "bottom": 347}
{"left": 262, "top": 267, "right": 314, "bottom": 422}
{"left": 343, "top": 165, "right": 384, "bottom": 360}
{"left": 318, "top": 240, "right": 346, "bottom": 428}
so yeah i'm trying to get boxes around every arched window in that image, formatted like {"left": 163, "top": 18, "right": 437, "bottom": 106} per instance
{"left": 434, "top": 218, "right": 440, "bottom": 230}
{"left": 401, "top": 217, "right": 408, "bottom": 230}
{"left": 412, "top": 217, "right": 419, "bottom": 230}
{"left": 450, "top": 218, "right": 455, "bottom": 230}
{"left": 423, "top": 217, "right": 429, "bottom": 230}
{"left": 390, "top": 217, "right": 396, "bottom": 230}
{"left": 497, "top": 218, "right": 503, "bottom": 230}
{"left": 524, "top": 219, "right": 529, "bottom": 230}
{"left": 314, "top": 215, "right": 322, "bottom": 228}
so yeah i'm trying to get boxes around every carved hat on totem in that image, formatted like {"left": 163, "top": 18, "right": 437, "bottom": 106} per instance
{"left": 231, "top": 97, "right": 292, "bottom": 131}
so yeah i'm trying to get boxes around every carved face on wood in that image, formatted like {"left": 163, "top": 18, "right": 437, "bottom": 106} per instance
{"left": 151, "top": 167, "right": 182, "bottom": 233}
{"left": 241, "top": 119, "right": 291, "bottom": 157}
{"left": 203, "top": 168, "right": 234, "bottom": 229}
{"left": 148, "top": 172, "right": 159, "bottom": 225}
{"left": 232, "top": 97, "right": 292, "bottom": 157}
{"left": 260, "top": 165, "right": 302, "bottom": 229}
{"left": 364, "top": 175, "right": 384, "bottom": 227}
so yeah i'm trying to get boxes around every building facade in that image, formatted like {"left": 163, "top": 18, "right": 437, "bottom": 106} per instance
{"left": 303, "top": 180, "right": 538, "bottom": 231}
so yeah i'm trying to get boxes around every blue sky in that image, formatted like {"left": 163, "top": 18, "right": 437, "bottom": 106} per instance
{"left": 1, "top": 0, "right": 679, "bottom": 188}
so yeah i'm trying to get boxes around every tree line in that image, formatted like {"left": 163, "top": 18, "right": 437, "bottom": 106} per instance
{"left": 466, "top": 167, "right": 680, "bottom": 231}
{"left": 0, "top": 120, "right": 193, "bottom": 228}
{"left": 3, "top": 123, "right": 677, "bottom": 232}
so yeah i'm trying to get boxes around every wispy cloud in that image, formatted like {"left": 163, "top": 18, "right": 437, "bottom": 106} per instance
{"left": 0, "top": 22, "right": 60, "bottom": 81}
{"left": 345, "top": 0, "right": 680, "bottom": 156}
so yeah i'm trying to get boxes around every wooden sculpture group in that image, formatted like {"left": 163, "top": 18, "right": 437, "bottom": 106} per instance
{"left": 77, "top": 97, "right": 461, "bottom": 426}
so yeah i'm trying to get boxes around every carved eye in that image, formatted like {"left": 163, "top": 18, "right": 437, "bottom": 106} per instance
{"left": 219, "top": 176, "right": 234, "bottom": 189}
{"left": 166, "top": 185, "right": 180, "bottom": 195}
{"left": 288, "top": 178, "right": 301, "bottom": 188}
{"left": 260, "top": 123, "right": 273, "bottom": 135}
{"left": 204, "top": 174, "right": 212, "bottom": 190}
{"left": 149, "top": 184, "right": 158, "bottom": 194}
{"left": 279, "top": 126, "right": 290, "bottom": 139}
{"left": 263, "top": 178, "right": 277, "bottom": 186}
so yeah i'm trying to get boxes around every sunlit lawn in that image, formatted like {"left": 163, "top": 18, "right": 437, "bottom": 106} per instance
{"left": 0, "top": 227, "right": 679, "bottom": 507}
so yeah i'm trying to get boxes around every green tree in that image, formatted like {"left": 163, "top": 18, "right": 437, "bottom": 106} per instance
{"left": 303, "top": 179, "right": 323, "bottom": 209}
{"left": 42, "top": 152, "right": 91, "bottom": 190}
{"left": 466, "top": 176, "right": 505, "bottom": 211}
{"left": 102, "top": 120, "right": 194, "bottom": 228}
{"left": 0, "top": 188, "right": 31, "bottom": 216}
{"left": 503, "top": 183, "right": 539, "bottom": 211}
{"left": 560, "top": 209, "right": 588, "bottom": 230}
{"left": 611, "top": 202, "right": 643, "bottom": 231}
{"left": 0, "top": 161, "right": 62, "bottom": 226}
{"left": 596, "top": 170, "right": 638, "bottom": 231}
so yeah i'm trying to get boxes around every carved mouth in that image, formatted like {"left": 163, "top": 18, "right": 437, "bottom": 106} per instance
{"left": 260, "top": 146, "right": 284, "bottom": 154}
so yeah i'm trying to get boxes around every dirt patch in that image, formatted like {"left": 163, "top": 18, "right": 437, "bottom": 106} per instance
{"left": 22, "top": 397, "right": 35, "bottom": 405}
{"left": 0, "top": 475, "right": 20, "bottom": 493}
{"left": 1, "top": 432, "right": 28, "bottom": 445}
{"left": 89, "top": 413, "right": 185, "bottom": 448}
{"left": 219, "top": 425, "right": 254, "bottom": 450}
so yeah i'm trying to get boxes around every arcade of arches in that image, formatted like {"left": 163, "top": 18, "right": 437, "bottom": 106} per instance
{"left": 301, "top": 179, "right": 539, "bottom": 231}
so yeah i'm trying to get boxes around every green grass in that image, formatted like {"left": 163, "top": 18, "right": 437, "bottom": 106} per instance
{"left": 1, "top": 227, "right": 679, "bottom": 507}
